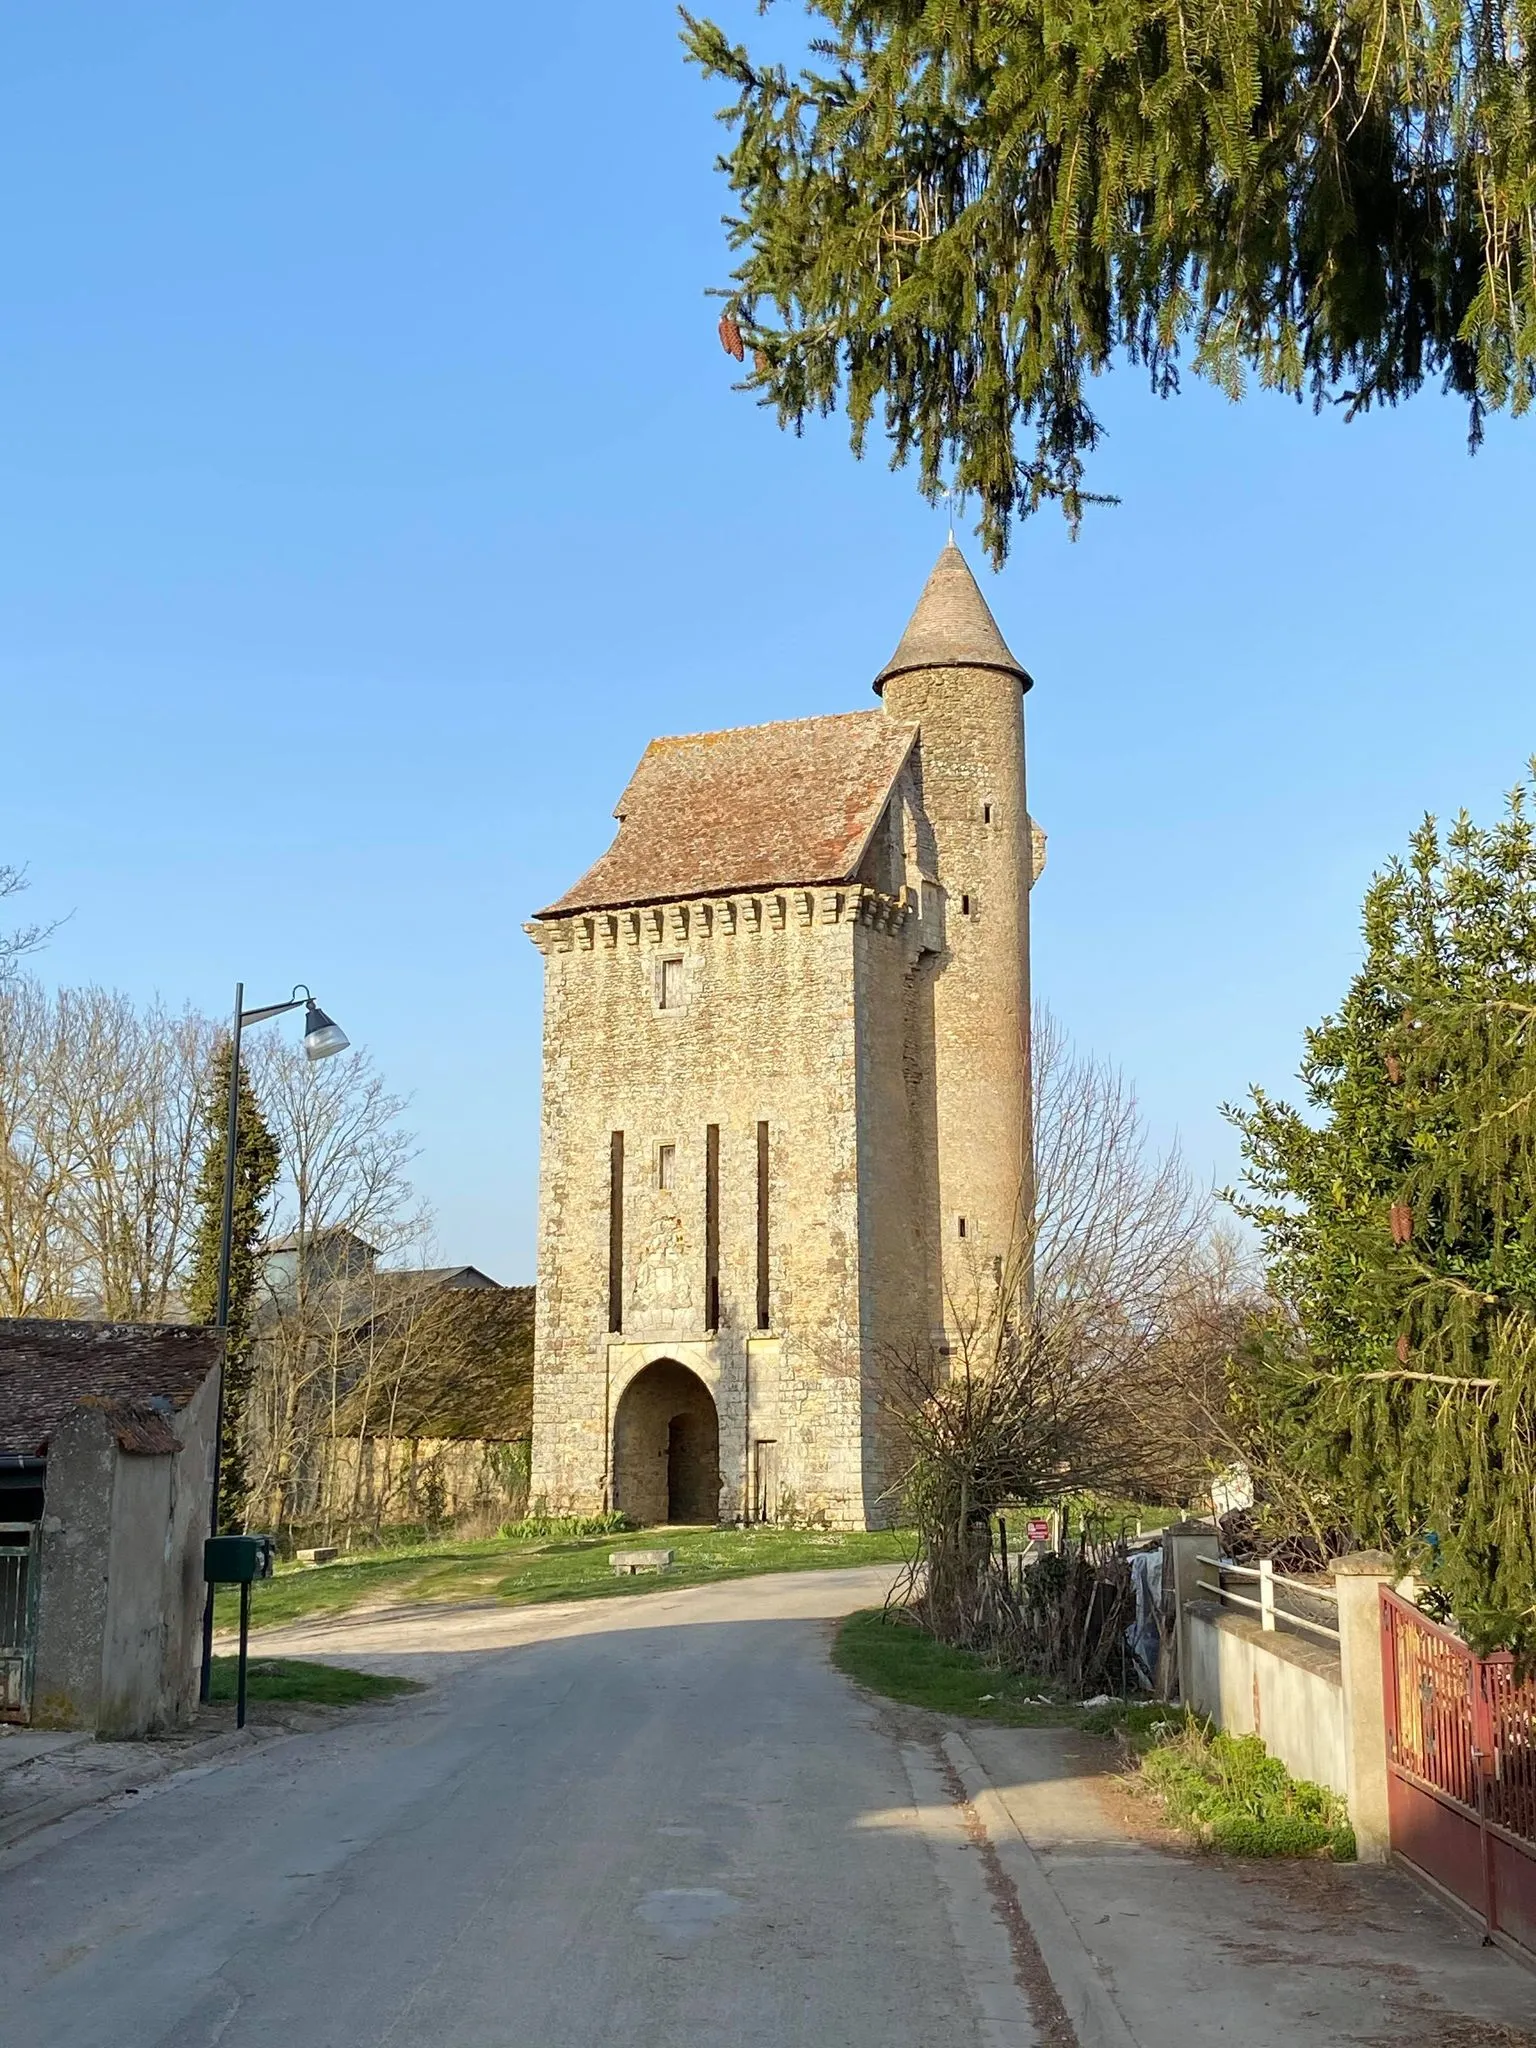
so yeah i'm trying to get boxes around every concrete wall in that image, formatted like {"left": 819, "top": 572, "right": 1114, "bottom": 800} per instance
{"left": 32, "top": 1411, "right": 117, "bottom": 1729}
{"left": 156, "top": 1367, "right": 218, "bottom": 1733}
{"left": 31, "top": 1370, "right": 217, "bottom": 1737}
{"left": 1182, "top": 1601, "right": 1348, "bottom": 1798}
{"left": 99, "top": 1445, "right": 176, "bottom": 1737}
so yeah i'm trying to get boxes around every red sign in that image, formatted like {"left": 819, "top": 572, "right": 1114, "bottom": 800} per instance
{"left": 1026, "top": 1518, "right": 1052, "bottom": 1544}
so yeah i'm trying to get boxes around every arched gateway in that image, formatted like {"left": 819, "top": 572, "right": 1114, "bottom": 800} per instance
{"left": 612, "top": 1360, "right": 720, "bottom": 1525}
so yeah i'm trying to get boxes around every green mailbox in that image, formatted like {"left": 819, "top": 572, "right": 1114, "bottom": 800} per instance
{"left": 203, "top": 1533, "right": 276, "bottom": 1584}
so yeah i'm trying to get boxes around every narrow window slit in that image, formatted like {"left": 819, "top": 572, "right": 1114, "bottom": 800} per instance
{"left": 705, "top": 1123, "right": 720, "bottom": 1333}
{"left": 756, "top": 1121, "right": 770, "bottom": 1330}
{"left": 608, "top": 1132, "right": 624, "bottom": 1332}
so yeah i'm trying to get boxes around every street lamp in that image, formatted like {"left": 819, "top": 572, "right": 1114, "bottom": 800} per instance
{"left": 198, "top": 983, "right": 350, "bottom": 1704}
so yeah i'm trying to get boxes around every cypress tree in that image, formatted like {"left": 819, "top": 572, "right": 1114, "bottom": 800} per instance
{"left": 1229, "top": 772, "right": 1536, "bottom": 1659}
{"left": 186, "top": 1040, "right": 281, "bottom": 1530}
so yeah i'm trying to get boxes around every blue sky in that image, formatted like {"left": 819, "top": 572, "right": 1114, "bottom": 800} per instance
{"left": 4, "top": 3, "right": 1532, "bottom": 1281}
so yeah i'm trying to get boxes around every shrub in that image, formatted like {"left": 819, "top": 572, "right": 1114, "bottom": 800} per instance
{"left": 498, "top": 1511, "right": 634, "bottom": 1541}
{"left": 1139, "top": 1718, "right": 1355, "bottom": 1859}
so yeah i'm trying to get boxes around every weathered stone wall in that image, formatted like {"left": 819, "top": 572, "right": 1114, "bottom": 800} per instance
{"left": 876, "top": 663, "right": 1031, "bottom": 1340}
{"left": 529, "top": 886, "right": 911, "bottom": 1528}
{"left": 290, "top": 1435, "right": 531, "bottom": 1532}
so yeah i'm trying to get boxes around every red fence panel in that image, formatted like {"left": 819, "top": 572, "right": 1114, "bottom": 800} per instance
{"left": 1382, "top": 1585, "right": 1536, "bottom": 1962}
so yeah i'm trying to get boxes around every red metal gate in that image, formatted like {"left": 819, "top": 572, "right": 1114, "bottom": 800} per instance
{"left": 1381, "top": 1585, "right": 1536, "bottom": 1960}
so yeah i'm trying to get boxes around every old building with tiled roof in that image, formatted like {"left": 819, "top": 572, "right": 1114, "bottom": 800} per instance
{"left": 526, "top": 542, "right": 1041, "bottom": 1528}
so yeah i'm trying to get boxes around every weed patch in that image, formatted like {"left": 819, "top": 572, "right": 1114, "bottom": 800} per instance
{"left": 1137, "top": 1718, "right": 1355, "bottom": 1859}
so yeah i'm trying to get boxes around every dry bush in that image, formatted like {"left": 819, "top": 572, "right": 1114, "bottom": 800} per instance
{"left": 882, "top": 1008, "right": 1254, "bottom": 1657}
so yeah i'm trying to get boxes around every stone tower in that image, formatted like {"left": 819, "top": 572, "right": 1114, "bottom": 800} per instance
{"left": 526, "top": 543, "right": 1038, "bottom": 1528}
{"left": 874, "top": 539, "right": 1033, "bottom": 1340}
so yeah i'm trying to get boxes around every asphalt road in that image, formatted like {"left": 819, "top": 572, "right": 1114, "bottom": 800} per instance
{"left": 2, "top": 1568, "right": 1017, "bottom": 2048}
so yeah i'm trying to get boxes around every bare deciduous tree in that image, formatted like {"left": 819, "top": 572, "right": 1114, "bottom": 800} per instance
{"left": 240, "top": 1038, "right": 430, "bottom": 1528}
{"left": 0, "top": 866, "right": 61, "bottom": 985}
{"left": 882, "top": 1007, "right": 1252, "bottom": 1652}
{"left": 0, "top": 980, "right": 212, "bottom": 1317}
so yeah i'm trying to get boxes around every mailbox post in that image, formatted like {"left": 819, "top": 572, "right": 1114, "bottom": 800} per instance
{"left": 204, "top": 1534, "right": 275, "bottom": 1728}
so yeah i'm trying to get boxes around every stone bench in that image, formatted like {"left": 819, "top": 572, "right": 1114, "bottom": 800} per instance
{"left": 610, "top": 1548, "right": 675, "bottom": 1576}
{"left": 295, "top": 1546, "right": 339, "bottom": 1566}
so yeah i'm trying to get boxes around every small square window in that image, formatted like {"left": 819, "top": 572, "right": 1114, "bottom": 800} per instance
{"left": 659, "top": 956, "right": 685, "bottom": 1010}
{"left": 657, "top": 1144, "right": 675, "bottom": 1192}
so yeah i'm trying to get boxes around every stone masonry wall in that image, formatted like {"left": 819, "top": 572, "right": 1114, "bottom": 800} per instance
{"left": 876, "top": 666, "right": 1032, "bottom": 1343}
{"left": 529, "top": 885, "right": 911, "bottom": 1528}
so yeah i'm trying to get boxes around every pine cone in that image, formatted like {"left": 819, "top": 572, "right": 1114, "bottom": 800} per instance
{"left": 1385, "top": 1053, "right": 1403, "bottom": 1084}
{"left": 1390, "top": 1203, "right": 1413, "bottom": 1245}
{"left": 718, "top": 314, "right": 745, "bottom": 361}
{"left": 1396, "top": 1332, "right": 1411, "bottom": 1364}
{"left": 753, "top": 349, "right": 769, "bottom": 374}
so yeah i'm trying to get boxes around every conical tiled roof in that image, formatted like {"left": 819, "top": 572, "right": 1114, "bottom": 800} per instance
{"left": 874, "top": 539, "right": 1031, "bottom": 694}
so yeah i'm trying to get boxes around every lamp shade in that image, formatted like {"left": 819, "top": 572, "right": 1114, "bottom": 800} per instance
{"left": 302, "top": 1001, "right": 350, "bottom": 1061}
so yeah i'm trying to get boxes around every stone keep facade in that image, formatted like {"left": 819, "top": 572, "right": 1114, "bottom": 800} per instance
{"left": 527, "top": 543, "right": 1041, "bottom": 1529}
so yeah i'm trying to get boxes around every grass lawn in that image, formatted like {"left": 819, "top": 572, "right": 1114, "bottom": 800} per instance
{"left": 208, "top": 1656, "right": 422, "bottom": 1705}
{"left": 217, "top": 1524, "right": 914, "bottom": 1632}
{"left": 833, "top": 1607, "right": 1172, "bottom": 1736}
{"left": 836, "top": 1607, "right": 1075, "bottom": 1726}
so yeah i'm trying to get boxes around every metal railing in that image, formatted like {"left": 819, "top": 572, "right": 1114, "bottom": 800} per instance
{"left": 1196, "top": 1553, "right": 1340, "bottom": 1644}
{"left": 0, "top": 1520, "right": 38, "bottom": 1723}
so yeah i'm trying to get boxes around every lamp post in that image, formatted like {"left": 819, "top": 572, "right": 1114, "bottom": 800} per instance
{"left": 198, "top": 983, "right": 350, "bottom": 1705}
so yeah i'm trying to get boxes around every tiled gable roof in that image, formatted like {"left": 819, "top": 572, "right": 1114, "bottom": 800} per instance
{"left": 0, "top": 1319, "right": 221, "bottom": 1459}
{"left": 539, "top": 710, "right": 916, "bottom": 918}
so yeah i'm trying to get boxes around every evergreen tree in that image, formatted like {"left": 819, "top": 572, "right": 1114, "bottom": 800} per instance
{"left": 682, "top": 3, "right": 1536, "bottom": 562}
{"left": 1229, "top": 772, "right": 1536, "bottom": 1658}
{"left": 186, "top": 1040, "right": 281, "bottom": 1529}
